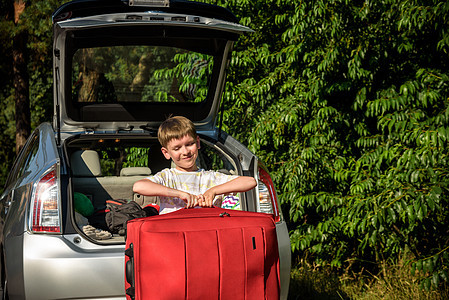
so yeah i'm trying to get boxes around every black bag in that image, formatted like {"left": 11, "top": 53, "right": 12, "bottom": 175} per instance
{"left": 105, "top": 199, "right": 148, "bottom": 236}
{"left": 88, "top": 199, "right": 159, "bottom": 236}
{"left": 87, "top": 208, "right": 110, "bottom": 232}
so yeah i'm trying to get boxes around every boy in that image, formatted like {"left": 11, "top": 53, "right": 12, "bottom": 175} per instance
{"left": 133, "top": 116, "right": 257, "bottom": 214}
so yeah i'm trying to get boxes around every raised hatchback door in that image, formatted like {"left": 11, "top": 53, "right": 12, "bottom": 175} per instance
{"left": 52, "top": 0, "right": 251, "bottom": 134}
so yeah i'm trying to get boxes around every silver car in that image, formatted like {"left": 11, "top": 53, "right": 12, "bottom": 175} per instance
{"left": 0, "top": 0, "right": 291, "bottom": 299}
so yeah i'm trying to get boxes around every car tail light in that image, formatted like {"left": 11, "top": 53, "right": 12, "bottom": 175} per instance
{"left": 29, "top": 165, "right": 61, "bottom": 233}
{"left": 257, "top": 165, "right": 282, "bottom": 223}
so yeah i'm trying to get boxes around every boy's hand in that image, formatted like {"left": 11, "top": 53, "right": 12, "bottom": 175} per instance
{"left": 179, "top": 192, "right": 200, "bottom": 208}
{"left": 198, "top": 188, "right": 216, "bottom": 207}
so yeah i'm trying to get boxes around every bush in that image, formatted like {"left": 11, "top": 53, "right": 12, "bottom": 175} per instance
{"left": 213, "top": 0, "right": 449, "bottom": 289}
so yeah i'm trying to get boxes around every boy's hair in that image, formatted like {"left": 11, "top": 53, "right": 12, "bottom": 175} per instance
{"left": 158, "top": 116, "right": 197, "bottom": 147}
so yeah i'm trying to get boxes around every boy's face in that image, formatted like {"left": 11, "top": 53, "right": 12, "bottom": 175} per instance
{"left": 161, "top": 134, "right": 200, "bottom": 172}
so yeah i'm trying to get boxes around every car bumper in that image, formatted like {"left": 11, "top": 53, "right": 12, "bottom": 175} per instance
{"left": 21, "top": 233, "right": 125, "bottom": 300}
{"left": 9, "top": 224, "right": 289, "bottom": 300}
{"left": 276, "top": 220, "right": 291, "bottom": 300}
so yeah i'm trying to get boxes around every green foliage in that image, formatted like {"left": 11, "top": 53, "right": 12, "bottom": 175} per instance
{"left": 123, "top": 147, "right": 149, "bottom": 168}
{"left": 100, "top": 147, "right": 149, "bottom": 176}
{"left": 206, "top": 0, "right": 449, "bottom": 289}
{"left": 154, "top": 52, "right": 213, "bottom": 103}
{"left": 0, "top": 0, "right": 63, "bottom": 188}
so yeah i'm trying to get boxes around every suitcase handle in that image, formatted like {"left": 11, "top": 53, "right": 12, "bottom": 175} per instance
{"left": 125, "top": 244, "right": 135, "bottom": 300}
{"left": 183, "top": 205, "right": 231, "bottom": 217}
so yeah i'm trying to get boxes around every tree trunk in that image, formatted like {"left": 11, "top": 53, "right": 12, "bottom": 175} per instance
{"left": 13, "top": 0, "right": 30, "bottom": 155}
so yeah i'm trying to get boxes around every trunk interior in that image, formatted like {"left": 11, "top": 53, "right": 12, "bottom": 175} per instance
{"left": 66, "top": 134, "right": 239, "bottom": 243}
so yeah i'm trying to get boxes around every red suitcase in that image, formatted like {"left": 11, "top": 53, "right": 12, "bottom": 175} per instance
{"left": 125, "top": 207, "right": 280, "bottom": 300}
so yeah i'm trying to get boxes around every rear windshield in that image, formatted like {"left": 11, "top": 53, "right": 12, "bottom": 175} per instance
{"left": 71, "top": 45, "right": 213, "bottom": 104}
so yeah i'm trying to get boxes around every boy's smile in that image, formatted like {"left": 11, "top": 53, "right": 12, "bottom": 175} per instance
{"left": 161, "top": 135, "right": 200, "bottom": 172}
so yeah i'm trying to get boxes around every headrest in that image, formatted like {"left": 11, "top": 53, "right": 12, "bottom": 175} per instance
{"left": 71, "top": 150, "right": 102, "bottom": 177}
{"left": 120, "top": 167, "right": 152, "bottom": 177}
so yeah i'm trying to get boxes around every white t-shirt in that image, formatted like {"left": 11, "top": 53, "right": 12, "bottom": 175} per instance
{"left": 147, "top": 168, "right": 239, "bottom": 214}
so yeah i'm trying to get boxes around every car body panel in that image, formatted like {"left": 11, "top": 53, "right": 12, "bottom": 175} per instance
{"left": 1, "top": 123, "right": 61, "bottom": 299}
{"left": 23, "top": 234, "right": 125, "bottom": 300}
{"left": 55, "top": 12, "right": 252, "bottom": 34}
{"left": 1, "top": 123, "right": 60, "bottom": 238}
{"left": 53, "top": 0, "right": 240, "bottom": 24}
{"left": 276, "top": 221, "right": 292, "bottom": 300}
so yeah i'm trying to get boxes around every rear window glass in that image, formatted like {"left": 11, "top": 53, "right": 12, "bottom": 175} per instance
{"left": 72, "top": 46, "right": 213, "bottom": 104}
{"left": 100, "top": 147, "right": 149, "bottom": 176}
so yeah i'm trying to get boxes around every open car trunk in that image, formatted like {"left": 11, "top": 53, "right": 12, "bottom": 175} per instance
{"left": 67, "top": 133, "right": 245, "bottom": 243}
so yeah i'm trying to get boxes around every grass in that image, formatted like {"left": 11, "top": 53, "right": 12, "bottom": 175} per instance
{"left": 288, "top": 259, "right": 449, "bottom": 300}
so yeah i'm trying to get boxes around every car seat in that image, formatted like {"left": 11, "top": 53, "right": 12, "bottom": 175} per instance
{"left": 71, "top": 150, "right": 102, "bottom": 177}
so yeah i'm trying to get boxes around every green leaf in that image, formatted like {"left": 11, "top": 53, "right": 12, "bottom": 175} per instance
{"left": 432, "top": 273, "right": 440, "bottom": 288}
{"left": 416, "top": 259, "right": 423, "bottom": 272}
{"left": 424, "top": 277, "right": 431, "bottom": 291}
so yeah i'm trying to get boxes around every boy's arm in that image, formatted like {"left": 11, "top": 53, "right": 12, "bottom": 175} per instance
{"left": 200, "top": 176, "right": 257, "bottom": 207}
{"left": 133, "top": 179, "right": 199, "bottom": 208}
